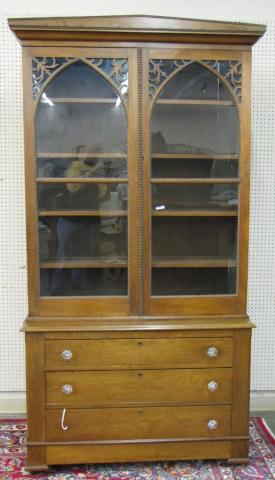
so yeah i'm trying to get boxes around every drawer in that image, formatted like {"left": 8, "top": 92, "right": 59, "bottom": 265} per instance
{"left": 45, "top": 337, "right": 233, "bottom": 369}
{"left": 46, "top": 368, "right": 232, "bottom": 406}
{"left": 46, "top": 405, "right": 231, "bottom": 441}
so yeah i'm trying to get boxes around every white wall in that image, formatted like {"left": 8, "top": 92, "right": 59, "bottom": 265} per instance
{"left": 0, "top": 0, "right": 275, "bottom": 19}
{"left": 0, "top": 0, "right": 275, "bottom": 412}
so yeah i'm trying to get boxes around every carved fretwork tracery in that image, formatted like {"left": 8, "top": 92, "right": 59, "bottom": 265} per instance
{"left": 32, "top": 57, "right": 128, "bottom": 100}
{"left": 148, "top": 59, "right": 242, "bottom": 103}
{"left": 87, "top": 58, "right": 128, "bottom": 93}
{"left": 32, "top": 57, "right": 72, "bottom": 99}
{"left": 204, "top": 60, "right": 242, "bottom": 103}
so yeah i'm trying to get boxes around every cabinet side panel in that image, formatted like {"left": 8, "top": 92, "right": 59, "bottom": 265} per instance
{"left": 22, "top": 47, "right": 39, "bottom": 314}
{"left": 237, "top": 51, "right": 251, "bottom": 310}
{"left": 231, "top": 329, "right": 251, "bottom": 460}
{"left": 25, "top": 333, "right": 46, "bottom": 467}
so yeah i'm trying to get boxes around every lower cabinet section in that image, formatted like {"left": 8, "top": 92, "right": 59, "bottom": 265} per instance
{"left": 24, "top": 325, "right": 252, "bottom": 468}
{"left": 46, "top": 405, "right": 231, "bottom": 441}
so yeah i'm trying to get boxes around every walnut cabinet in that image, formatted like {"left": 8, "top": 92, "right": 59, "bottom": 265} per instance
{"left": 9, "top": 15, "right": 265, "bottom": 471}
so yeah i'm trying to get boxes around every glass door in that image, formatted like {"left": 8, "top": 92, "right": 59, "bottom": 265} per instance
{"left": 144, "top": 50, "right": 248, "bottom": 315}
{"left": 30, "top": 48, "right": 138, "bottom": 315}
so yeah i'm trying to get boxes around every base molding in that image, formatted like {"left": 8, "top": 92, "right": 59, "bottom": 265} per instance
{"left": 249, "top": 391, "right": 275, "bottom": 411}
{"left": 24, "top": 465, "right": 49, "bottom": 473}
{"left": 45, "top": 441, "right": 232, "bottom": 464}
{"left": 0, "top": 392, "right": 26, "bottom": 414}
{"left": 27, "top": 435, "right": 249, "bottom": 446}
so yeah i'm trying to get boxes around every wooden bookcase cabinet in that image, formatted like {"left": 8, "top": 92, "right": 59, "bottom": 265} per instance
{"left": 9, "top": 15, "right": 265, "bottom": 471}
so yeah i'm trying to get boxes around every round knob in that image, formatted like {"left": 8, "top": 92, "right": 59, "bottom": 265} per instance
{"left": 207, "top": 346, "right": 218, "bottom": 358}
{"left": 61, "top": 350, "right": 73, "bottom": 361}
{"left": 208, "top": 381, "right": 218, "bottom": 392}
{"left": 137, "top": 341, "right": 144, "bottom": 347}
{"left": 61, "top": 384, "right": 73, "bottom": 395}
{"left": 138, "top": 372, "right": 144, "bottom": 379}
{"left": 208, "top": 419, "right": 218, "bottom": 430}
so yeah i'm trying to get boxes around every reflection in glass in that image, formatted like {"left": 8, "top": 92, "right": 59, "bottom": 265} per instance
{"left": 150, "top": 61, "right": 240, "bottom": 297}
{"left": 40, "top": 268, "right": 127, "bottom": 296}
{"left": 39, "top": 214, "right": 127, "bottom": 297}
{"left": 38, "top": 182, "right": 127, "bottom": 211}
{"left": 37, "top": 157, "right": 127, "bottom": 178}
{"left": 36, "top": 61, "right": 127, "bottom": 155}
{"left": 36, "top": 103, "right": 127, "bottom": 154}
{"left": 152, "top": 184, "right": 238, "bottom": 211}
{"left": 39, "top": 217, "right": 128, "bottom": 262}
{"left": 35, "top": 59, "right": 128, "bottom": 297}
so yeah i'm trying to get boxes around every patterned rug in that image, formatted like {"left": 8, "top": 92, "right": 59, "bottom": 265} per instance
{"left": 0, "top": 417, "right": 275, "bottom": 479}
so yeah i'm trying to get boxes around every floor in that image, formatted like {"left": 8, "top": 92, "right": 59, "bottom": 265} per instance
{"left": 1, "top": 411, "right": 275, "bottom": 432}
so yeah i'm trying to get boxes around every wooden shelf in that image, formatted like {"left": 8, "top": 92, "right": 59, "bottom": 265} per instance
{"left": 38, "top": 210, "right": 128, "bottom": 217}
{"left": 37, "top": 153, "right": 127, "bottom": 159}
{"left": 152, "top": 256, "right": 237, "bottom": 268}
{"left": 151, "top": 178, "right": 240, "bottom": 184}
{"left": 151, "top": 154, "right": 239, "bottom": 160}
{"left": 40, "top": 257, "right": 127, "bottom": 269}
{"left": 156, "top": 99, "right": 234, "bottom": 106}
{"left": 152, "top": 209, "right": 238, "bottom": 217}
{"left": 36, "top": 177, "right": 128, "bottom": 183}
{"left": 48, "top": 98, "right": 118, "bottom": 104}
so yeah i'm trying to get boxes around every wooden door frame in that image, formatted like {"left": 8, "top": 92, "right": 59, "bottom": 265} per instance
{"left": 23, "top": 46, "right": 139, "bottom": 317}
{"left": 142, "top": 47, "right": 251, "bottom": 315}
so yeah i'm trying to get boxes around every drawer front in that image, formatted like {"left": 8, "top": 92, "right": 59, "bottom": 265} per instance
{"left": 46, "top": 368, "right": 232, "bottom": 406}
{"left": 46, "top": 405, "right": 231, "bottom": 441}
{"left": 45, "top": 337, "right": 233, "bottom": 369}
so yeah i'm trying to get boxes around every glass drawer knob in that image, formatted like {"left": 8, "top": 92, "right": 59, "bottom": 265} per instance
{"left": 62, "top": 384, "right": 73, "bottom": 395}
{"left": 208, "top": 381, "right": 218, "bottom": 392}
{"left": 62, "top": 350, "right": 73, "bottom": 361}
{"left": 208, "top": 419, "right": 218, "bottom": 430}
{"left": 207, "top": 347, "right": 218, "bottom": 358}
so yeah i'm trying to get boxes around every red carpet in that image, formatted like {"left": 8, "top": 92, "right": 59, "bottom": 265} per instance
{"left": 0, "top": 417, "right": 275, "bottom": 479}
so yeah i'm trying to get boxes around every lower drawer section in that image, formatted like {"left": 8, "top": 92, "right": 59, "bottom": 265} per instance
{"left": 46, "top": 405, "right": 231, "bottom": 441}
{"left": 46, "top": 368, "right": 232, "bottom": 406}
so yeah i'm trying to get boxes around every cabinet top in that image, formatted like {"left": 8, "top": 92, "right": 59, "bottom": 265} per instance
{"left": 8, "top": 14, "right": 266, "bottom": 45}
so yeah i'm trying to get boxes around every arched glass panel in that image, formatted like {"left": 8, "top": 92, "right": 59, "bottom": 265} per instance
{"left": 150, "top": 62, "right": 240, "bottom": 296}
{"left": 35, "top": 59, "right": 128, "bottom": 297}
{"left": 157, "top": 62, "right": 233, "bottom": 101}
